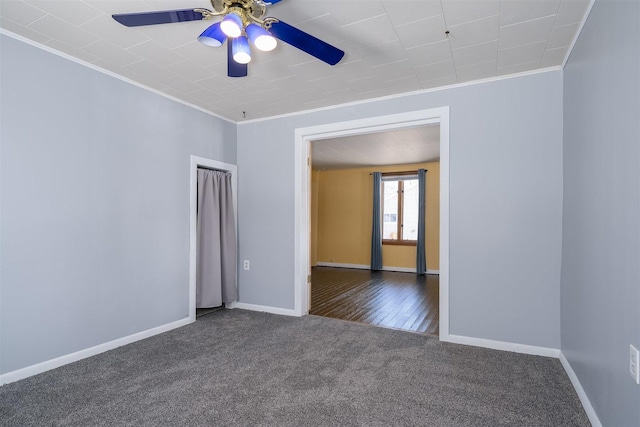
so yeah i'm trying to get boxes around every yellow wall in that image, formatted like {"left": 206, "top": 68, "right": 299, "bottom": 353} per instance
{"left": 310, "top": 169, "right": 319, "bottom": 267}
{"left": 313, "top": 162, "right": 440, "bottom": 270}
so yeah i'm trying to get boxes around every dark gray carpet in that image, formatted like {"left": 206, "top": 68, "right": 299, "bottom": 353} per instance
{"left": 0, "top": 309, "right": 589, "bottom": 426}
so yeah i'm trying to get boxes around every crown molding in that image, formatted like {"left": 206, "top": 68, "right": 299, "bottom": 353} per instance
{"left": 562, "top": 0, "right": 596, "bottom": 68}
{"left": 0, "top": 29, "right": 237, "bottom": 125}
{"left": 238, "top": 66, "right": 562, "bottom": 125}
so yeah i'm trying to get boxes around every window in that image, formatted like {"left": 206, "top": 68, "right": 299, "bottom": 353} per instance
{"left": 383, "top": 213, "right": 397, "bottom": 223}
{"left": 382, "top": 172, "right": 420, "bottom": 245}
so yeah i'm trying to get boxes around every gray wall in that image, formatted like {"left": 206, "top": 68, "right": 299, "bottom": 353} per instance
{"left": 0, "top": 35, "right": 236, "bottom": 374}
{"left": 562, "top": 0, "right": 640, "bottom": 425}
{"left": 237, "top": 71, "right": 564, "bottom": 348}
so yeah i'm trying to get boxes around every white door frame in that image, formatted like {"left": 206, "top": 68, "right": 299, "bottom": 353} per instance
{"left": 293, "top": 107, "right": 450, "bottom": 340}
{"left": 189, "top": 155, "right": 238, "bottom": 321}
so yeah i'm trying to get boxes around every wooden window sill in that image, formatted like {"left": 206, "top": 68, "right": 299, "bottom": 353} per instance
{"left": 382, "top": 240, "right": 417, "bottom": 246}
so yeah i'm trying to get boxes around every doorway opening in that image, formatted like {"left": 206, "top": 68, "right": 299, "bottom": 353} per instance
{"left": 309, "top": 129, "right": 440, "bottom": 334}
{"left": 189, "top": 156, "right": 238, "bottom": 322}
{"left": 294, "top": 107, "right": 450, "bottom": 340}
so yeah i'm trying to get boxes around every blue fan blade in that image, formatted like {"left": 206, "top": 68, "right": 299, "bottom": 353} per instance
{"left": 266, "top": 0, "right": 284, "bottom": 4}
{"left": 227, "top": 42, "right": 248, "bottom": 77}
{"left": 269, "top": 20, "right": 344, "bottom": 65}
{"left": 112, "top": 9, "right": 205, "bottom": 27}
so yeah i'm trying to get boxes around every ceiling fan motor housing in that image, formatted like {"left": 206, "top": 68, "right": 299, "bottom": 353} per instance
{"left": 213, "top": 0, "right": 267, "bottom": 22}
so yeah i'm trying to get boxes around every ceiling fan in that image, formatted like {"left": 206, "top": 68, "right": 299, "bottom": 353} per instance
{"left": 112, "top": 0, "right": 345, "bottom": 78}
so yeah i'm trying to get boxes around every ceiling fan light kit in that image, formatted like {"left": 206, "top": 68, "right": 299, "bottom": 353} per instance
{"left": 246, "top": 23, "right": 277, "bottom": 52}
{"left": 197, "top": 22, "right": 227, "bottom": 47}
{"left": 220, "top": 11, "right": 243, "bottom": 38}
{"left": 232, "top": 35, "right": 252, "bottom": 64}
{"left": 112, "top": 0, "right": 345, "bottom": 78}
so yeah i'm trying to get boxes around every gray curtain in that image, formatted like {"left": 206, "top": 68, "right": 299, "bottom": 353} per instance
{"left": 196, "top": 169, "right": 237, "bottom": 307}
{"left": 371, "top": 172, "right": 383, "bottom": 271}
{"left": 416, "top": 169, "right": 427, "bottom": 275}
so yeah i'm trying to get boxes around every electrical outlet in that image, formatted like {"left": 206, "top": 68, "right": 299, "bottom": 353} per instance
{"left": 243, "top": 260, "right": 250, "bottom": 271}
{"left": 631, "top": 345, "right": 640, "bottom": 384}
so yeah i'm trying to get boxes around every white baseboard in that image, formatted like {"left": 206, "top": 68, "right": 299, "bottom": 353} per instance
{"left": 227, "top": 301, "right": 299, "bottom": 317}
{"left": 559, "top": 351, "right": 602, "bottom": 427}
{"left": 316, "top": 262, "right": 366, "bottom": 269}
{"left": 316, "top": 262, "right": 439, "bottom": 275}
{"left": 441, "top": 334, "right": 601, "bottom": 424}
{"left": 0, "top": 317, "right": 193, "bottom": 386}
{"left": 442, "top": 334, "right": 561, "bottom": 358}
{"left": 0, "top": 306, "right": 603, "bottom": 427}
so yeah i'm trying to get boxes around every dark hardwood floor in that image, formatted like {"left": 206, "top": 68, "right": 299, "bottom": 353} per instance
{"left": 310, "top": 267, "right": 439, "bottom": 335}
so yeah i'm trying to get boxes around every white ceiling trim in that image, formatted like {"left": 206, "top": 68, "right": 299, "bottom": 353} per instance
{"left": 1, "top": 0, "right": 593, "bottom": 121}
{"left": 239, "top": 65, "right": 562, "bottom": 125}
{"left": 0, "top": 27, "right": 236, "bottom": 124}
{"left": 3, "top": 24, "right": 565, "bottom": 128}
{"left": 561, "top": 0, "right": 596, "bottom": 68}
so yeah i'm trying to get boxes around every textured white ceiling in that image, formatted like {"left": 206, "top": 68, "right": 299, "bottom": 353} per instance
{"left": 312, "top": 125, "right": 440, "bottom": 170}
{"left": 0, "top": 0, "right": 591, "bottom": 123}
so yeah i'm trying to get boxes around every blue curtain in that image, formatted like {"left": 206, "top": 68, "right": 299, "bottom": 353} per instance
{"left": 371, "top": 172, "right": 383, "bottom": 271}
{"left": 416, "top": 169, "right": 427, "bottom": 275}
